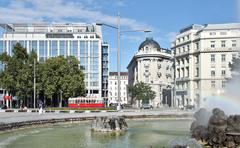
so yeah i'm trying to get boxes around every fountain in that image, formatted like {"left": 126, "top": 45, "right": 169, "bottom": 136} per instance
{"left": 191, "top": 108, "right": 240, "bottom": 147}
{"left": 91, "top": 116, "right": 128, "bottom": 132}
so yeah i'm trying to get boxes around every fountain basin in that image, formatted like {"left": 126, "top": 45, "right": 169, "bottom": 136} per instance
{"left": 0, "top": 119, "right": 192, "bottom": 148}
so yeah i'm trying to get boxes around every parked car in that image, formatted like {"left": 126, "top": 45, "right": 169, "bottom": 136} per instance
{"left": 140, "top": 104, "right": 153, "bottom": 109}
{"left": 184, "top": 105, "right": 195, "bottom": 110}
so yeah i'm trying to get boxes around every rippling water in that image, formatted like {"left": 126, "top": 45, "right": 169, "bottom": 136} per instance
{"left": 0, "top": 119, "right": 192, "bottom": 148}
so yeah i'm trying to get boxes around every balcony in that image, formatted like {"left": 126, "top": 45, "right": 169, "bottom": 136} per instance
{"left": 204, "top": 47, "right": 239, "bottom": 52}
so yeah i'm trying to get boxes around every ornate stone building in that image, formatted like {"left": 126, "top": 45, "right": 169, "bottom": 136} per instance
{"left": 171, "top": 23, "right": 240, "bottom": 108}
{"left": 127, "top": 37, "right": 174, "bottom": 108}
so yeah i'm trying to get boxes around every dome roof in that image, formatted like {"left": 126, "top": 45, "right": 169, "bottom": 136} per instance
{"left": 138, "top": 37, "right": 161, "bottom": 51}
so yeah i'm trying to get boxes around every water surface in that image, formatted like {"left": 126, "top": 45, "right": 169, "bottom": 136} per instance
{"left": 0, "top": 119, "right": 192, "bottom": 148}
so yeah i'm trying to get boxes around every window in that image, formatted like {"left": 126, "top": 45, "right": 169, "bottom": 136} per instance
{"left": 195, "top": 68, "right": 199, "bottom": 77}
{"left": 210, "top": 32, "right": 216, "bottom": 35}
{"left": 187, "top": 45, "right": 190, "bottom": 51}
{"left": 211, "top": 81, "right": 215, "bottom": 88}
{"left": 221, "top": 54, "right": 226, "bottom": 62}
{"left": 195, "top": 56, "right": 199, "bottom": 64}
{"left": 221, "top": 70, "right": 226, "bottom": 76}
{"left": 232, "top": 40, "right": 237, "bottom": 47}
{"left": 183, "top": 46, "right": 185, "bottom": 52}
{"left": 211, "top": 70, "right": 215, "bottom": 77}
{"left": 145, "top": 75, "right": 149, "bottom": 83}
{"left": 222, "top": 81, "right": 226, "bottom": 88}
{"left": 220, "top": 32, "right": 227, "bottom": 35}
{"left": 210, "top": 41, "right": 215, "bottom": 48}
{"left": 145, "top": 65, "right": 149, "bottom": 73}
{"left": 187, "top": 35, "right": 190, "bottom": 40}
{"left": 221, "top": 41, "right": 226, "bottom": 47}
{"left": 50, "top": 41, "right": 58, "bottom": 57}
{"left": 211, "top": 54, "right": 215, "bottom": 62}
{"left": 195, "top": 42, "right": 199, "bottom": 50}
{"left": 32, "top": 41, "right": 37, "bottom": 52}
{"left": 182, "top": 59, "right": 185, "bottom": 65}
{"left": 195, "top": 81, "right": 199, "bottom": 89}
{"left": 177, "top": 69, "right": 180, "bottom": 78}
{"left": 145, "top": 46, "right": 149, "bottom": 52}
{"left": 0, "top": 41, "right": 3, "bottom": 54}
{"left": 181, "top": 68, "right": 185, "bottom": 78}
{"left": 186, "top": 67, "right": 189, "bottom": 77}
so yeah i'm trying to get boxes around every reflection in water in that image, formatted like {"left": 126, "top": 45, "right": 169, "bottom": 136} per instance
{"left": 0, "top": 119, "right": 192, "bottom": 148}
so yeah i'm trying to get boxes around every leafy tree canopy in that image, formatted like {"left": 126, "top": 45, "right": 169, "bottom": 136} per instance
{"left": 128, "top": 81, "right": 156, "bottom": 103}
{"left": 0, "top": 43, "right": 85, "bottom": 107}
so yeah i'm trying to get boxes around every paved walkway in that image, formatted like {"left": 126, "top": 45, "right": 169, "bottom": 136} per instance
{"left": 0, "top": 109, "right": 193, "bottom": 124}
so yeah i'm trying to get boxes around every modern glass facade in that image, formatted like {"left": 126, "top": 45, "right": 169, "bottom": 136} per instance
{"left": 0, "top": 23, "right": 109, "bottom": 97}
{"left": 102, "top": 43, "right": 109, "bottom": 99}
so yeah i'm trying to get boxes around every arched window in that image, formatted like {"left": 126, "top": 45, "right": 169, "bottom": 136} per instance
{"left": 145, "top": 46, "right": 149, "bottom": 52}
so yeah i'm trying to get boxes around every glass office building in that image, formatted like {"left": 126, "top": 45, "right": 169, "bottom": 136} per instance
{"left": 0, "top": 23, "right": 109, "bottom": 98}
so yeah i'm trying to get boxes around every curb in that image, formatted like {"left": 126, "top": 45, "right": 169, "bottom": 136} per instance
{"left": 0, "top": 114, "right": 193, "bottom": 131}
{"left": 0, "top": 109, "right": 118, "bottom": 114}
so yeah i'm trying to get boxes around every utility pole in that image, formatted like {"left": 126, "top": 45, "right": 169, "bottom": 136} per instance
{"left": 33, "top": 58, "right": 36, "bottom": 108}
{"left": 117, "top": 12, "right": 121, "bottom": 111}
{"left": 59, "top": 90, "right": 62, "bottom": 108}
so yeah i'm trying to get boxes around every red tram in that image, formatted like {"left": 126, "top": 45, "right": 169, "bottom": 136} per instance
{"left": 68, "top": 97, "right": 105, "bottom": 108}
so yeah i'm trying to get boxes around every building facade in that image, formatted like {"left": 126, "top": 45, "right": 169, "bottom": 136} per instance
{"left": 102, "top": 43, "right": 109, "bottom": 103}
{"left": 108, "top": 72, "right": 128, "bottom": 105}
{"left": 0, "top": 23, "right": 109, "bottom": 98}
{"left": 127, "top": 37, "right": 174, "bottom": 108}
{"left": 172, "top": 23, "right": 240, "bottom": 108}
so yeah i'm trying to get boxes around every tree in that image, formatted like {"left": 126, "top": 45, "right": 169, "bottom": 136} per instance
{"left": 0, "top": 43, "right": 39, "bottom": 107}
{"left": 0, "top": 43, "right": 85, "bottom": 108}
{"left": 128, "top": 82, "right": 156, "bottom": 105}
{"left": 40, "top": 56, "right": 85, "bottom": 107}
{"left": 229, "top": 57, "right": 240, "bottom": 76}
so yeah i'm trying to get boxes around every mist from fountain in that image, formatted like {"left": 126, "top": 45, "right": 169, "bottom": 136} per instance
{"left": 200, "top": 74, "right": 240, "bottom": 115}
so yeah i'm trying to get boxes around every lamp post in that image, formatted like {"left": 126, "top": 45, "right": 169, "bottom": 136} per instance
{"left": 33, "top": 58, "right": 36, "bottom": 109}
{"left": 59, "top": 90, "right": 63, "bottom": 108}
{"left": 97, "top": 13, "right": 151, "bottom": 111}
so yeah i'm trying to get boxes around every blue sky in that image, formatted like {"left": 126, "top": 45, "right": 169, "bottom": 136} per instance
{"left": 0, "top": 0, "right": 239, "bottom": 71}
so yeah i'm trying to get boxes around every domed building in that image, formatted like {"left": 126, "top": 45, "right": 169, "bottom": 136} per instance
{"left": 127, "top": 37, "right": 174, "bottom": 108}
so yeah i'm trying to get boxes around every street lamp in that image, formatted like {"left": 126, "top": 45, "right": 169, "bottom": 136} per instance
{"left": 30, "top": 59, "right": 36, "bottom": 108}
{"left": 33, "top": 58, "right": 36, "bottom": 108}
{"left": 97, "top": 13, "right": 151, "bottom": 111}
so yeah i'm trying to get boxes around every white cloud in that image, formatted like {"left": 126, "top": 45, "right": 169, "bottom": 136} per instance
{"left": 0, "top": 0, "right": 150, "bottom": 30}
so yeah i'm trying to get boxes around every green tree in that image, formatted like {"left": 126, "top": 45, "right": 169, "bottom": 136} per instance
{"left": 0, "top": 43, "right": 39, "bottom": 107}
{"left": 229, "top": 57, "right": 240, "bottom": 74}
{"left": 0, "top": 43, "right": 85, "bottom": 108}
{"left": 40, "top": 56, "right": 85, "bottom": 107}
{"left": 128, "top": 82, "right": 156, "bottom": 105}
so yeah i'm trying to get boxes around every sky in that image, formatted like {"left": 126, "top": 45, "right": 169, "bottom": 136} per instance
{"left": 0, "top": 0, "right": 239, "bottom": 72}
